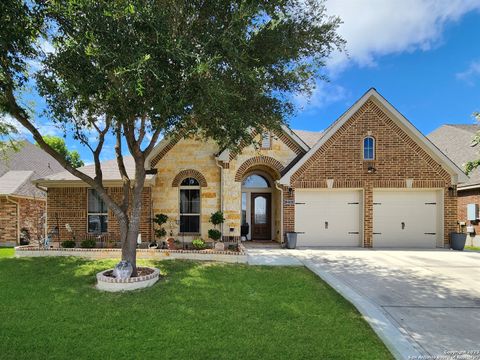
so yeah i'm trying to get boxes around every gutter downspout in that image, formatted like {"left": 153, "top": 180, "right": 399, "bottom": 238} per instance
{"left": 6, "top": 196, "right": 20, "bottom": 245}
{"left": 215, "top": 159, "right": 224, "bottom": 239}
{"left": 274, "top": 181, "right": 284, "bottom": 245}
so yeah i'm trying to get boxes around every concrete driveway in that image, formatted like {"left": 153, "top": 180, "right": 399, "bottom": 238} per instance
{"left": 288, "top": 249, "right": 480, "bottom": 359}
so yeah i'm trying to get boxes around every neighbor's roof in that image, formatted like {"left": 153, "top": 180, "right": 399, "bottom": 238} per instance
{"left": 35, "top": 156, "right": 155, "bottom": 186}
{"left": 279, "top": 88, "right": 469, "bottom": 186}
{"left": 0, "top": 140, "right": 64, "bottom": 177}
{"left": 0, "top": 140, "right": 64, "bottom": 198}
{"left": 428, "top": 124, "right": 480, "bottom": 189}
{"left": 292, "top": 129, "right": 324, "bottom": 147}
{"left": 0, "top": 170, "right": 44, "bottom": 198}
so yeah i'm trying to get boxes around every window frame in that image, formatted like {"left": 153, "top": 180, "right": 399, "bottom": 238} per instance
{"left": 363, "top": 136, "right": 375, "bottom": 161}
{"left": 87, "top": 188, "right": 108, "bottom": 234}
{"left": 179, "top": 179, "right": 201, "bottom": 234}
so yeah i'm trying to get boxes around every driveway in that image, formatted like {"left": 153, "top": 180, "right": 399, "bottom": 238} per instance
{"left": 290, "top": 249, "right": 480, "bottom": 359}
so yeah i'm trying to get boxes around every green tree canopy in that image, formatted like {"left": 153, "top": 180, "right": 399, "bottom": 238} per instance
{"left": 36, "top": 135, "right": 84, "bottom": 168}
{"left": 1, "top": 0, "right": 344, "bottom": 273}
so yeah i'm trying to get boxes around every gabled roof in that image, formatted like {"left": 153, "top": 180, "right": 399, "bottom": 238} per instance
{"left": 35, "top": 156, "right": 156, "bottom": 186}
{"left": 428, "top": 124, "right": 480, "bottom": 189}
{"left": 0, "top": 170, "right": 44, "bottom": 198}
{"left": 292, "top": 129, "right": 324, "bottom": 147}
{"left": 0, "top": 140, "right": 64, "bottom": 177}
{"left": 279, "top": 88, "right": 469, "bottom": 185}
{"left": 215, "top": 125, "right": 311, "bottom": 162}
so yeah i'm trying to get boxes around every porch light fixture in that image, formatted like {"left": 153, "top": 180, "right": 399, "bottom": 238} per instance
{"left": 367, "top": 166, "right": 376, "bottom": 174}
{"left": 448, "top": 186, "right": 455, "bottom": 197}
{"left": 288, "top": 187, "right": 293, "bottom": 195}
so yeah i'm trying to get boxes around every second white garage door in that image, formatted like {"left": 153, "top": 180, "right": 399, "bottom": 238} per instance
{"left": 295, "top": 190, "right": 362, "bottom": 247}
{"left": 373, "top": 190, "right": 442, "bottom": 248}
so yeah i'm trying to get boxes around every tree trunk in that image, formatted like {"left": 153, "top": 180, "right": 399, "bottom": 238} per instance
{"left": 119, "top": 160, "right": 146, "bottom": 277}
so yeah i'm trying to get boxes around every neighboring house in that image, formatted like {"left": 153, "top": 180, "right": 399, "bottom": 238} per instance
{"left": 0, "top": 140, "right": 64, "bottom": 246}
{"left": 35, "top": 89, "right": 467, "bottom": 248}
{"left": 428, "top": 124, "right": 480, "bottom": 246}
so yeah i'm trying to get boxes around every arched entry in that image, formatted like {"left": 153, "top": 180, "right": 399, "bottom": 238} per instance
{"left": 241, "top": 172, "right": 273, "bottom": 240}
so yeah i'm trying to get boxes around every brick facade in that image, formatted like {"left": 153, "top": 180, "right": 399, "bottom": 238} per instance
{"left": 287, "top": 99, "right": 457, "bottom": 247}
{"left": 46, "top": 187, "right": 152, "bottom": 244}
{"left": 0, "top": 196, "right": 46, "bottom": 246}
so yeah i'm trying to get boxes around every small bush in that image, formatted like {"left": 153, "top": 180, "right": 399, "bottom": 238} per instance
{"left": 210, "top": 211, "right": 225, "bottom": 226}
{"left": 61, "top": 240, "right": 76, "bottom": 248}
{"left": 80, "top": 239, "right": 96, "bottom": 248}
{"left": 208, "top": 229, "right": 222, "bottom": 241}
{"left": 192, "top": 238, "right": 206, "bottom": 250}
{"left": 228, "top": 244, "right": 238, "bottom": 252}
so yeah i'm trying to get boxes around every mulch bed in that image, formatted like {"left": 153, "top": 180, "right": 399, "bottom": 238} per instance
{"left": 103, "top": 267, "right": 155, "bottom": 278}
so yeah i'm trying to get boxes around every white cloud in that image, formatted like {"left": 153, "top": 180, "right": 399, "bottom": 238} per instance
{"left": 294, "top": 81, "right": 347, "bottom": 110}
{"left": 1, "top": 113, "right": 62, "bottom": 137}
{"left": 325, "top": 0, "right": 480, "bottom": 71}
{"left": 456, "top": 60, "right": 480, "bottom": 85}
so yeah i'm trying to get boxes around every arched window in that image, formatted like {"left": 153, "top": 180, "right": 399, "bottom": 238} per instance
{"left": 179, "top": 177, "right": 200, "bottom": 233}
{"left": 242, "top": 174, "right": 270, "bottom": 188}
{"left": 363, "top": 136, "right": 375, "bottom": 160}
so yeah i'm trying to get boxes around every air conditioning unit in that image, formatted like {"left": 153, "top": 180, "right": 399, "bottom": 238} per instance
{"left": 467, "top": 203, "right": 478, "bottom": 221}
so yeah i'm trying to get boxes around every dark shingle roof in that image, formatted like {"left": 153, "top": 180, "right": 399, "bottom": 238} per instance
{"left": 0, "top": 140, "right": 64, "bottom": 177}
{"left": 0, "top": 140, "right": 64, "bottom": 198}
{"left": 427, "top": 124, "right": 480, "bottom": 188}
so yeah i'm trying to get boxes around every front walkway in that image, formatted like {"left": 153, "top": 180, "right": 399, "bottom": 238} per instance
{"left": 245, "top": 246, "right": 480, "bottom": 360}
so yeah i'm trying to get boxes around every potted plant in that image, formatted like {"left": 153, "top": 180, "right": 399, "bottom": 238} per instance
{"left": 19, "top": 228, "right": 30, "bottom": 245}
{"left": 209, "top": 211, "right": 225, "bottom": 250}
{"left": 450, "top": 222, "right": 467, "bottom": 251}
{"left": 152, "top": 214, "right": 168, "bottom": 249}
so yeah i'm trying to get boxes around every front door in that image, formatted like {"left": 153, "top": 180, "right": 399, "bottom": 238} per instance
{"left": 251, "top": 193, "right": 271, "bottom": 240}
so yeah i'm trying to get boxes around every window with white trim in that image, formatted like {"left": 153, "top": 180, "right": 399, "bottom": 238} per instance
{"left": 363, "top": 136, "right": 375, "bottom": 160}
{"left": 88, "top": 189, "right": 108, "bottom": 233}
{"left": 179, "top": 177, "right": 201, "bottom": 233}
{"left": 261, "top": 132, "right": 271, "bottom": 149}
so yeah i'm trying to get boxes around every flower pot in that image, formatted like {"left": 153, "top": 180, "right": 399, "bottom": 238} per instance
{"left": 450, "top": 232, "right": 467, "bottom": 251}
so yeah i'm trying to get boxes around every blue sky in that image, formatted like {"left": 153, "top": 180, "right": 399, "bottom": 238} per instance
{"left": 6, "top": 1, "right": 480, "bottom": 164}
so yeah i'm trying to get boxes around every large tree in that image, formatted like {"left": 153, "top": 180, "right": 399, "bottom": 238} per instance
{"left": 1, "top": 0, "right": 344, "bottom": 274}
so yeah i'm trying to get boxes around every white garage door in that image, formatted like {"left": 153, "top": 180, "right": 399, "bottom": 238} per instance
{"left": 373, "top": 190, "right": 441, "bottom": 248}
{"left": 295, "top": 190, "right": 362, "bottom": 247}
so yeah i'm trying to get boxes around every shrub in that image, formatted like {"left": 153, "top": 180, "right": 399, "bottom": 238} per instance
{"left": 192, "top": 238, "right": 206, "bottom": 250}
{"left": 80, "top": 239, "right": 96, "bottom": 248}
{"left": 61, "top": 240, "right": 76, "bottom": 248}
{"left": 208, "top": 229, "right": 222, "bottom": 241}
{"left": 228, "top": 244, "right": 238, "bottom": 252}
{"left": 210, "top": 211, "right": 225, "bottom": 226}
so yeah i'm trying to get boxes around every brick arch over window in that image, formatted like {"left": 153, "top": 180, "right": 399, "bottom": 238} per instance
{"left": 235, "top": 156, "right": 285, "bottom": 182}
{"left": 172, "top": 169, "right": 208, "bottom": 187}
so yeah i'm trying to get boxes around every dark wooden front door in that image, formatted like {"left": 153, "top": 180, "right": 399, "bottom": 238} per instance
{"left": 251, "top": 193, "right": 271, "bottom": 240}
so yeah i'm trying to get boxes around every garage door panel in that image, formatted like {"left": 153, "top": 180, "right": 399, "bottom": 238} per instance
{"left": 373, "top": 191, "right": 440, "bottom": 248}
{"left": 295, "top": 190, "right": 362, "bottom": 247}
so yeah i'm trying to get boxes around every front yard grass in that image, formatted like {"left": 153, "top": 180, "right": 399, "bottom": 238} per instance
{"left": 465, "top": 246, "right": 480, "bottom": 252}
{"left": 0, "top": 249, "right": 392, "bottom": 359}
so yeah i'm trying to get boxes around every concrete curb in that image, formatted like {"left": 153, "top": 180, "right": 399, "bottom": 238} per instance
{"left": 300, "top": 258, "right": 424, "bottom": 360}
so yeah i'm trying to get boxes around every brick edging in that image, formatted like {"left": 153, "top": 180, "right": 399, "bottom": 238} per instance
{"left": 15, "top": 245, "right": 245, "bottom": 256}
{"left": 96, "top": 267, "right": 160, "bottom": 283}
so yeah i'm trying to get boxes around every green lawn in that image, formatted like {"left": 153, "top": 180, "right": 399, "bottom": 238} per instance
{"left": 0, "top": 247, "right": 14, "bottom": 258}
{"left": 465, "top": 246, "right": 480, "bottom": 251}
{"left": 0, "top": 249, "right": 391, "bottom": 359}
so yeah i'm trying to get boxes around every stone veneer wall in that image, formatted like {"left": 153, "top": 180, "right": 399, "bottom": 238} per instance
{"left": 151, "top": 133, "right": 301, "bottom": 241}
{"left": 289, "top": 99, "right": 457, "bottom": 247}
{"left": 0, "top": 196, "right": 46, "bottom": 246}
{"left": 47, "top": 187, "right": 152, "bottom": 242}
{"left": 223, "top": 132, "right": 301, "bottom": 241}
{"left": 151, "top": 137, "right": 221, "bottom": 240}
